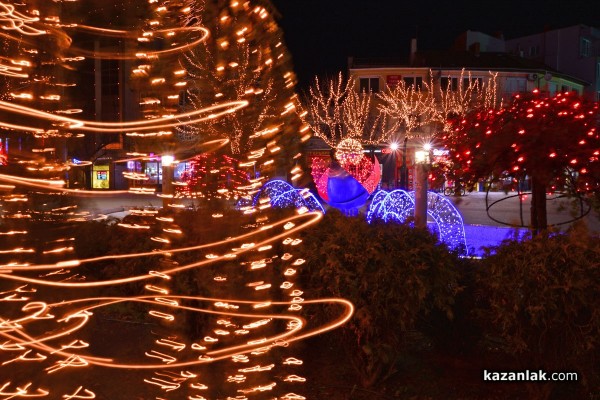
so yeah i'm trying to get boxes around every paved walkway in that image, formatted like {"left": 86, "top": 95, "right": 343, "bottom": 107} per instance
{"left": 446, "top": 191, "right": 600, "bottom": 232}
{"left": 81, "top": 191, "right": 600, "bottom": 230}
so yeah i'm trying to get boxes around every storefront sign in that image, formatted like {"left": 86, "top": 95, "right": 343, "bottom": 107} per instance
{"left": 386, "top": 75, "right": 402, "bottom": 88}
{"left": 92, "top": 165, "right": 110, "bottom": 189}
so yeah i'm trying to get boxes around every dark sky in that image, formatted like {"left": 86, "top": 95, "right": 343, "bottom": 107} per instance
{"left": 271, "top": 0, "right": 596, "bottom": 90}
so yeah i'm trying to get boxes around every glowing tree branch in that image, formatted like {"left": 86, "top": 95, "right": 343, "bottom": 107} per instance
{"left": 427, "top": 69, "right": 499, "bottom": 132}
{"left": 301, "top": 72, "right": 393, "bottom": 148}
{"left": 377, "top": 80, "right": 435, "bottom": 139}
{"left": 177, "top": 0, "right": 294, "bottom": 156}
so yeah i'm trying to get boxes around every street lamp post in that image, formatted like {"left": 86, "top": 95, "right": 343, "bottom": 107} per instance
{"left": 414, "top": 147, "right": 430, "bottom": 229}
{"left": 161, "top": 155, "right": 175, "bottom": 209}
{"left": 399, "top": 136, "right": 408, "bottom": 190}
{"left": 390, "top": 142, "right": 399, "bottom": 188}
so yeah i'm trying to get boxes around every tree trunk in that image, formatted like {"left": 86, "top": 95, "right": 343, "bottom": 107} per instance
{"left": 530, "top": 174, "right": 548, "bottom": 234}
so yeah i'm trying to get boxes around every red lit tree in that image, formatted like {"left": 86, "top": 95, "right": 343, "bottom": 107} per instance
{"left": 0, "top": 141, "right": 6, "bottom": 166}
{"left": 443, "top": 91, "right": 600, "bottom": 233}
{"left": 178, "top": 153, "right": 250, "bottom": 200}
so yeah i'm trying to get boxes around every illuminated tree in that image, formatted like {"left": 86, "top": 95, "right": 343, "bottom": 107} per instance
{"left": 377, "top": 79, "right": 434, "bottom": 139}
{"left": 377, "top": 70, "right": 499, "bottom": 139}
{"left": 177, "top": 0, "right": 303, "bottom": 159}
{"left": 428, "top": 69, "right": 499, "bottom": 131}
{"left": 178, "top": 152, "right": 250, "bottom": 200}
{"left": 376, "top": 71, "right": 498, "bottom": 192}
{"left": 301, "top": 72, "right": 394, "bottom": 148}
{"left": 443, "top": 90, "right": 600, "bottom": 232}
{"left": 126, "top": 0, "right": 193, "bottom": 156}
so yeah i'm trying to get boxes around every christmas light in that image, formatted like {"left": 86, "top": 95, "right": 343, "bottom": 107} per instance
{"left": 248, "top": 179, "right": 325, "bottom": 213}
{"left": 0, "top": 2, "right": 319, "bottom": 399}
{"left": 367, "top": 190, "right": 468, "bottom": 255}
{"left": 301, "top": 73, "right": 395, "bottom": 148}
{"left": 442, "top": 89, "right": 600, "bottom": 230}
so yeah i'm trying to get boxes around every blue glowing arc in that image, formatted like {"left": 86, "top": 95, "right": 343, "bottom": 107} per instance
{"left": 367, "top": 190, "right": 468, "bottom": 255}
{"left": 252, "top": 180, "right": 325, "bottom": 213}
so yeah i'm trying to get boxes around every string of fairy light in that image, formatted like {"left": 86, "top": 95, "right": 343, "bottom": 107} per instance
{"left": 301, "top": 72, "right": 395, "bottom": 148}
{"left": 302, "top": 68, "right": 500, "bottom": 153}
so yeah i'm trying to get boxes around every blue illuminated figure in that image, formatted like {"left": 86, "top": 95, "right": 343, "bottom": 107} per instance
{"left": 325, "top": 162, "right": 369, "bottom": 216}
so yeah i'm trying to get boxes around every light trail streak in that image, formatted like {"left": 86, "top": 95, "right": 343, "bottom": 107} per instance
{"left": 65, "top": 25, "right": 210, "bottom": 60}
{"left": 0, "top": 99, "right": 248, "bottom": 133}
{"left": 0, "top": 2, "right": 351, "bottom": 397}
{"left": 0, "top": 295, "right": 353, "bottom": 370}
{"left": 0, "top": 213, "right": 323, "bottom": 287}
{"left": 0, "top": 2, "right": 45, "bottom": 36}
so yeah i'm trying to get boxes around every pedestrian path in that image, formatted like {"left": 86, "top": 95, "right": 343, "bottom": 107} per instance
{"left": 463, "top": 224, "right": 528, "bottom": 257}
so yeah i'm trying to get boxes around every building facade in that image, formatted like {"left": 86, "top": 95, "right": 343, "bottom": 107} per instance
{"left": 505, "top": 25, "right": 600, "bottom": 100}
{"left": 347, "top": 32, "right": 588, "bottom": 191}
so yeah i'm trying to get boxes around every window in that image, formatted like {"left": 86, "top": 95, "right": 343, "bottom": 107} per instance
{"left": 561, "top": 85, "right": 570, "bottom": 92}
{"left": 403, "top": 76, "right": 423, "bottom": 89}
{"left": 440, "top": 77, "right": 458, "bottom": 91}
{"left": 359, "top": 77, "right": 380, "bottom": 93}
{"left": 596, "top": 62, "right": 600, "bottom": 78}
{"left": 504, "top": 77, "right": 527, "bottom": 94}
{"left": 463, "top": 77, "right": 483, "bottom": 90}
{"left": 579, "top": 37, "right": 591, "bottom": 57}
{"left": 529, "top": 45, "right": 540, "bottom": 57}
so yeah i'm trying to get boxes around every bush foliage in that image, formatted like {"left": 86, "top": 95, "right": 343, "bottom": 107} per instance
{"left": 477, "top": 225, "right": 600, "bottom": 398}
{"left": 69, "top": 207, "right": 600, "bottom": 398}
{"left": 296, "top": 210, "right": 462, "bottom": 387}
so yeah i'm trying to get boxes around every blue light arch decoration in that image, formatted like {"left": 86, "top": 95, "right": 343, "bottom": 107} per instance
{"left": 249, "top": 181, "right": 467, "bottom": 255}
{"left": 367, "top": 190, "right": 468, "bottom": 255}
{"left": 252, "top": 179, "right": 325, "bottom": 213}
{"left": 366, "top": 189, "right": 414, "bottom": 224}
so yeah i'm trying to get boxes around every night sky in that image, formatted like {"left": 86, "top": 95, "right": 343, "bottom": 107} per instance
{"left": 271, "top": 0, "right": 596, "bottom": 90}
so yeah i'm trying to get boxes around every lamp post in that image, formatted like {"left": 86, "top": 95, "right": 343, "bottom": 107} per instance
{"left": 399, "top": 136, "right": 408, "bottom": 190}
{"left": 414, "top": 145, "right": 430, "bottom": 229}
{"left": 390, "top": 142, "right": 399, "bottom": 188}
{"left": 161, "top": 155, "right": 175, "bottom": 209}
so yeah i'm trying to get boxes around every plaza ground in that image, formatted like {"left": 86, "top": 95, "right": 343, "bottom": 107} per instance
{"left": 78, "top": 190, "right": 600, "bottom": 255}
